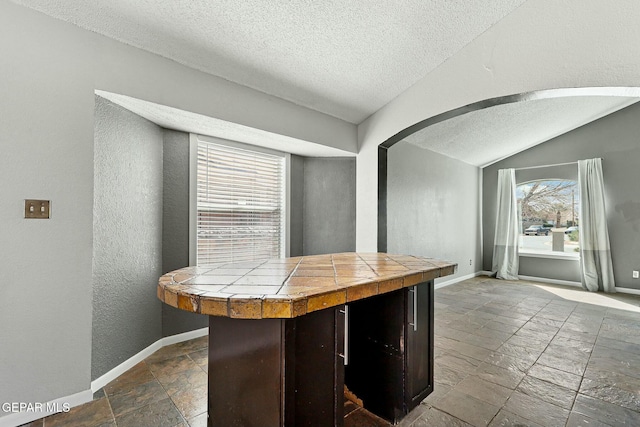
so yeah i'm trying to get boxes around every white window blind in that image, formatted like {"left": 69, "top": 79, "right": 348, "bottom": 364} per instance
{"left": 196, "top": 138, "right": 285, "bottom": 266}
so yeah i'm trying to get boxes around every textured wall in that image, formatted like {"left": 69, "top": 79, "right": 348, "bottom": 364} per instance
{"left": 483, "top": 102, "right": 640, "bottom": 289}
{"left": 289, "top": 155, "right": 305, "bottom": 257}
{"left": 302, "top": 158, "right": 356, "bottom": 255}
{"left": 161, "top": 130, "right": 207, "bottom": 336}
{"left": 387, "top": 143, "right": 481, "bottom": 281}
{"left": 92, "top": 96, "right": 164, "bottom": 380}
{"left": 0, "top": 2, "right": 354, "bottom": 409}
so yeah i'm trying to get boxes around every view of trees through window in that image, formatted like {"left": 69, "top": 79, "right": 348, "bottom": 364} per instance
{"left": 517, "top": 179, "right": 580, "bottom": 254}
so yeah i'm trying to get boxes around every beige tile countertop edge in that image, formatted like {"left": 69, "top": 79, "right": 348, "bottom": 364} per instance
{"left": 158, "top": 252, "right": 457, "bottom": 319}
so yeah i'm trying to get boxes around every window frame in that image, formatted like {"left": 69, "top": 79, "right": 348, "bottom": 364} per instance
{"left": 189, "top": 133, "right": 290, "bottom": 266}
{"left": 515, "top": 177, "right": 580, "bottom": 260}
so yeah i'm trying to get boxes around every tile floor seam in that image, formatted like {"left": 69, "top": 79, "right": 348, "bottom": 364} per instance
{"left": 114, "top": 360, "right": 186, "bottom": 427}
{"left": 103, "top": 390, "right": 117, "bottom": 426}
{"left": 566, "top": 306, "right": 607, "bottom": 427}
{"left": 483, "top": 325, "right": 558, "bottom": 427}
{"left": 157, "top": 352, "right": 207, "bottom": 425}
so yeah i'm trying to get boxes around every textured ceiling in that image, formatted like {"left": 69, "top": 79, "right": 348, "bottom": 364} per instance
{"left": 96, "top": 91, "right": 354, "bottom": 157}
{"left": 402, "top": 96, "right": 640, "bottom": 167}
{"left": 12, "top": 0, "right": 527, "bottom": 123}
{"left": 13, "top": 1, "right": 640, "bottom": 165}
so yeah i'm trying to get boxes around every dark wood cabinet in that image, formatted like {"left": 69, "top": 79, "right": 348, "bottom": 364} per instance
{"left": 345, "top": 280, "right": 434, "bottom": 423}
{"left": 206, "top": 280, "right": 433, "bottom": 426}
{"left": 208, "top": 307, "right": 344, "bottom": 427}
{"left": 404, "top": 282, "right": 435, "bottom": 411}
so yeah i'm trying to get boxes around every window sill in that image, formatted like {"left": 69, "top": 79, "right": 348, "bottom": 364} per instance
{"left": 519, "top": 250, "right": 580, "bottom": 260}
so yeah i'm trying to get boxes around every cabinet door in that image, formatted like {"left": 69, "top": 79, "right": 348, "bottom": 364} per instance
{"left": 344, "top": 290, "right": 405, "bottom": 422}
{"left": 284, "top": 306, "right": 345, "bottom": 426}
{"left": 405, "top": 281, "right": 434, "bottom": 410}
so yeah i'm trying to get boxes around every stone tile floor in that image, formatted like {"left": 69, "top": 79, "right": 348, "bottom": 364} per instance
{"left": 20, "top": 336, "right": 210, "bottom": 427}
{"left": 20, "top": 276, "right": 640, "bottom": 426}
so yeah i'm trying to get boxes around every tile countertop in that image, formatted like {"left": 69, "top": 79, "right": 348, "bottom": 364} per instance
{"left": 158, "top": 252, "right": 457, "bottom": 319}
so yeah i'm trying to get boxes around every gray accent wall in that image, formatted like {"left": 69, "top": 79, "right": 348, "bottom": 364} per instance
{"left": 290, "top": 155, "right": 305, "bottom": 256}
{"left": 302, "top": 158, "right": 356, "bottom": 255}
{"left": 92, "top": 96, "right": 164, "bottom": 380}
{"left": 518, "top": 256, "right": 581, "bottom": 282}
{"left": 483, "top": 101, "right": 640, "bottom": 290}
{"left": 161, "top": 130, "right": 208, "bottom": 337}
{"left": 387, "top": 143, "right": 481, "bottom": 281}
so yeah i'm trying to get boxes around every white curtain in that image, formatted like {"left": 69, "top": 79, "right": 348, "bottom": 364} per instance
{"left": 492, "top": 168, "right": 519, "bottom": 280}
{"left": 578, "top": 158, "right": 615, "bottom": 292}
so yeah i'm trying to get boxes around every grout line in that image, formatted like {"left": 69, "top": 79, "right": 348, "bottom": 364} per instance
{"left": 102, "top": 389, "right": 117, "bottom": 427}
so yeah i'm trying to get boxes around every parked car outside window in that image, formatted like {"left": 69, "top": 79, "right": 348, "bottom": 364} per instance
{"left": 565, "top": 226, "right": 579, "bottom": 234}
{"left": 524, "top": 225, "right": 549, "bottom": 236}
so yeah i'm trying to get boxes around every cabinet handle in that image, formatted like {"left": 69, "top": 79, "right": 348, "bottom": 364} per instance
{"left": 340, "top": 305, "right": 349, "bottom": 365}
{"left": 408, "top": 286, "right": 417, "bottom": 331}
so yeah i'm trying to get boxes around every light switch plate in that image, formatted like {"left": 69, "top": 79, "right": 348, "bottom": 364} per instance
{"left": 25, "top": 199, "right": 50, "bottom": 219}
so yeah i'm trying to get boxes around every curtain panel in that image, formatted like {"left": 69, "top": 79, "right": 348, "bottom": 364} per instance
{"left": 578, "top": 158, "right": 615, "bottom": 292}
{"left": 492, "top": 168, "right": 519, "bottom": 280}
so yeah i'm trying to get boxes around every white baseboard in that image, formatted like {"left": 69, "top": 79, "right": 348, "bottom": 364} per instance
{"left": 476, "top": 270, "right": 583, "bottom": 288}
{"left": 160, "top": 327, "right": 209, "bottom": 347}
{"left": 615, "top": 287, "right": 640, "bottom": 295}
{"left": 0, "top": 389, "right": 92, "bottom": 427}
{"left": 478, "top": 271, "right": 640, "bottom": 295}
{"left": 0, "top": 327, "right": 208, "bottom": 427}
{"left": 91, "top": 327, "right": 208, "bottom": 392}
{"left": 435, "top": 271, "right": 486, "bottom": 289}
{"left": 518, "top": 275, "right": 582, "bottom": 288}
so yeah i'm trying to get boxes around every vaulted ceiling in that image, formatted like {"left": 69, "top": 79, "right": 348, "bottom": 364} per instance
{"left": 12, "top": 0, "right": 640, "bottom": 165}
{"left": 11, "top": 0, "right": 529, "bottom": 124}
{"left": 403, "top": 95, "right": 639, "bottom": 167}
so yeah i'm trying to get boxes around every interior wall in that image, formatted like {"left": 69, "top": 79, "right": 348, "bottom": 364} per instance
{"left": 161, "top": 130, "right": 208, "bottom": 337}
{"left": 0, "top": 2, "right": 355, "bottom": 411}
{"left": 483, "top": 101, "right": 640, "bottom": 290}
{"left": 92, "top": 96, "right": 164, "bottom": 380}
{"left": 289, "top": 155, "right": 305, "bottom": 257}
{"left": 518, "top": 257, "right": 581, "bottom": 283}
{"left": 302, "top": 158, "right": 356, "bottom": 255}
{"left": 387, "top": 143, "right": 481, "bottom": 281}
{"left": 356, "top": 0, "right": 640, "bottom": 253}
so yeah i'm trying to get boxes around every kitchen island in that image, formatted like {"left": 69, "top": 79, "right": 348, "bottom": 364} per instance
{"left": 158, "top": 252, "right": 456, "bottom": 427}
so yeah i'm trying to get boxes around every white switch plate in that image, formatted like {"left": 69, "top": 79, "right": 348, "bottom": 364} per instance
{"left": 633, "top": 271, "right": 639, "bottom": 279}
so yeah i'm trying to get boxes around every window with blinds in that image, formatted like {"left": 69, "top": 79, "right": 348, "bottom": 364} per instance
{"left": 195, "top": 136, "right": 286, "bottom": 266}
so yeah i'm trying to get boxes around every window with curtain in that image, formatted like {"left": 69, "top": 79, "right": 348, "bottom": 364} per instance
{"left": 193, "top": 135, "right": 286, "bottom": 266}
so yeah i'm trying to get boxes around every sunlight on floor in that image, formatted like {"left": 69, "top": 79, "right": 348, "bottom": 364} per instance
{"left": 533, "top": 283, "right": 640, "bottom": 313}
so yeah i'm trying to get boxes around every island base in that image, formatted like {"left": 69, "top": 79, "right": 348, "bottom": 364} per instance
{"left": 206, "top": 281, "right": 434, "bottom": 427}
{"left": 207, "top": 307, "right": 345, "bottom": 427}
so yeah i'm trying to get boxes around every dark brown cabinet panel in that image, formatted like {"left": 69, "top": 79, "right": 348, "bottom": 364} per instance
{"left": 208, "top": 307, "right": 344, "bottom": 427}
{"left": 404, "top": 282, "right": 435, "bottom": 411}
